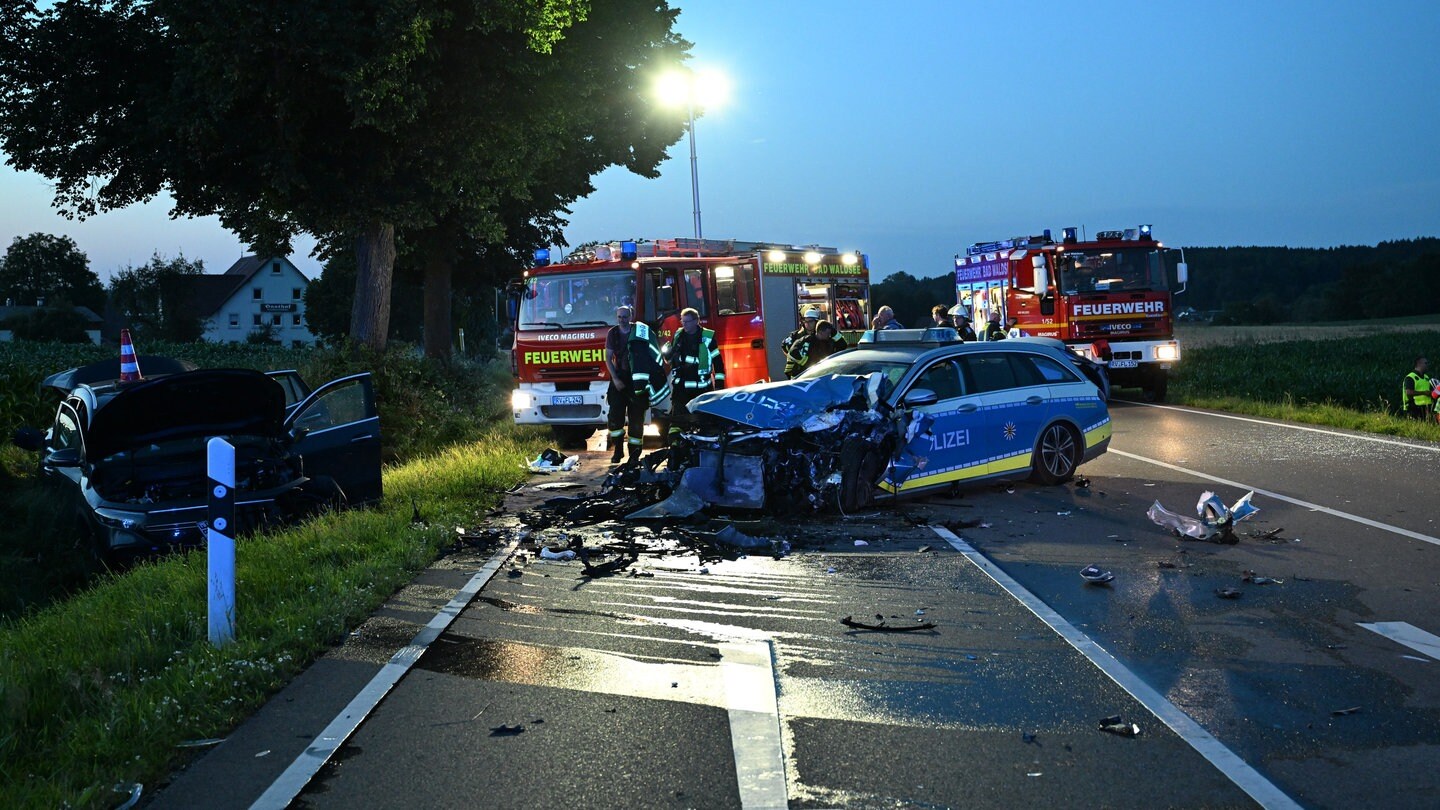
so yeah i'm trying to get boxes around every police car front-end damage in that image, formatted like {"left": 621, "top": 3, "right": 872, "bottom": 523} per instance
{"left": 653, "top": 372, "right": 933, "bottom": 514}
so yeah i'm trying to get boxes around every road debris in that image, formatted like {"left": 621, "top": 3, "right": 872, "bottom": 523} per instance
{"left": 1098, "top": 715, "right": 1141, "bottom": 737}
{"left": 840, "top": 615, "right": 938, "bottom": 632}
{"left": 1214, "top": 587, "right": 1242, "bottom": 599}
{"left": 1080, "top": 564, "right": 1115, "bottom": 584}
{"left": 1148, "top": 490, "right": 1258, "bottom": 542}
{"left": 490, "top": 723, "right": 526, "bottom": 736}
{"left": 1241, "top": 570, "right": 1283, "bottom": 585}
{"left": 112, "top": 783, "right": 143, "bottom": 810}
{"left": 527, "top": 448, "right": 579, "bottom": 473}
{"left": 1330, "top": 706, "right": 1362, "bottom": 716}
{"left": 538, "top": 546, "right": 577, "bottom": 561}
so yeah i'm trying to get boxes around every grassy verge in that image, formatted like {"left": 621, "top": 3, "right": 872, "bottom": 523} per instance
{"left": 0, "top": 421, "right": 550, "bottom": 809}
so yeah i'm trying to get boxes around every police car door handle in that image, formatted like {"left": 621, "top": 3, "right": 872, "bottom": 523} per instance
{"left": 956, "top": 403, "right": 978, "bottom": 413}
{"left": 1026, "top": 395, "right": 1044, "bottom": 405}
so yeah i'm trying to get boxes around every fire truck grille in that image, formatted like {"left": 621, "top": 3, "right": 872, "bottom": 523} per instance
{"left": 541, "top": 405, "right": 603, "bottom": 419}
{"left": 538, "top": 366, "right": 603, "bottom": 381}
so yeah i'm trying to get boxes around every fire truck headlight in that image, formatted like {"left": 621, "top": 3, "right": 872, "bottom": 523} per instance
{"left": 1155, "top": 344, "right": 1179, "bottom": 361}
{"left": 511, "top": 390, "right": 533, "bottom": 410}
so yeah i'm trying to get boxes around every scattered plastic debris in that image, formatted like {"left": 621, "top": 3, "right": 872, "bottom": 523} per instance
{"left": 1241, "top": 570, "right": 1283, "bottom": 585}
{"left": 1148, "top": 490, "right": 1258, "bottom": 542}
{"left": 528, "top": 448, "right": 579, "bottom": 473}
{"left": 1098, "top": 715, "right": 1140, "bottom": 737}
{"left": 841, "top": 615, "right": 938, "bottom": 632}
{"left": 538, "top": 546, "right": 577, "bottom": 561}
{"left": 1074, "top": 476, "right": 1090, "bottom": 489}
{"left": 854, "top": 540, "right": 870, "bottom": 546}
{"left": 254, "top": 750, "right": 271, "bottom": 758}
{"left": 1330, "top": 706, "right": 1362, "bottom": 717}
{"left": 1057, "top": 511, "right": 1072, "bottom": 516}
{"left": 917, "top": 544, "right": 933, "bottom": 553}
{"left": 1080, "top": 564, "right": 1114, "bottom": 584}
{"left": 1214, "top": 587, "right": 1242, "bottom": 599}
{"left": 533, "top": 481, "right": 584, "bottom": 491}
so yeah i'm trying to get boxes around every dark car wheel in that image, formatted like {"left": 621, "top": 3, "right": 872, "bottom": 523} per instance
{"left": 837, "top": 437, "right": 883, "bottom": 513}
{"left": 1030, "top": 422, "right": 1080, "bottom": 485}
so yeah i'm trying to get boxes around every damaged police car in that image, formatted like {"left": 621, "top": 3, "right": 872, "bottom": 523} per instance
{"left": 13, "top": 357, "right": 382, "bottom": 559}
{"left": 665, "top": 329, "right": 1111, "bottom": 513}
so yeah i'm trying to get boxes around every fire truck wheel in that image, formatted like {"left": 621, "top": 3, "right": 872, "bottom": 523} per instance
{"left": 1142, "top": 371, "right": 1169, "bottom": 403}
{"left": 1029, "top": 422, "right": 1080, "bottom": 485}
{"left": 551, "top": 425, "right": 595, "bottom": 450}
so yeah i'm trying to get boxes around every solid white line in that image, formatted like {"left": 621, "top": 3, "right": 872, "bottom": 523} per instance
{"left": 1107, "top": 448, "right": 1440, "bottom": 548}
{"left": 931, "top": 526, "right": 1301, "bottom": 810}
{"left": 1358, "top": 622, "right": 1440, "bottom": 661}
{"left": 1128, "top": 401, "right": 1440, "bottom": 453}
{"left": 719, "top": 641, "right": 788, "bottom": 810}
{"left": 250, "top": 540, "right": 519, "bottom": 810}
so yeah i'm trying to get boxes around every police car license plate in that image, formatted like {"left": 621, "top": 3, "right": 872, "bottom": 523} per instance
{"left": 552, "top": 395, "right": 583, "bottom": 406}
{"left": 1110, "top": 359, "right": 1138, "bottom": 369}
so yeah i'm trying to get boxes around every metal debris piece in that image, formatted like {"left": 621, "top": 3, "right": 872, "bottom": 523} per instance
{"left": 624, "top": 479, "right": 708, "bottom": 519}
{"left": 1214, "top": 587, "right": 1242, "bottom": 599}
{"left": 1330, "top": 706, "right": 1362, "bottom": 716}
{"left": 1080, "top": 564, "right": 1114, "bottom": 584}
{"left": 1098, "top": 715, "right": 1141, "bottom": 737}
{"left": 533, "top": 481, "right": 584, "bottom": 491}
{"left": 1148, "top": 490, "right": 1258, "bottom": 542}
{"left": 840, "top": 615, "right": 938, "bottom": 632}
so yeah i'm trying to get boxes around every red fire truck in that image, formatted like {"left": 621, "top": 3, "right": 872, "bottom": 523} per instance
{"left": 954, "top": 225, "right": 1188, "bottom": 401}
{"left": 508, "top": 238, "right": 871, "bottom": 446}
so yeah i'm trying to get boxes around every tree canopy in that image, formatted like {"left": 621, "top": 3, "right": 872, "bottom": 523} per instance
{"left": 107, "top": 253, "right": 206, "bottom": 341}
{"left": 0, "top": 1, "right": 690, "bottom": 354}
{"left": 0, "top": 232, "right": 105, "bottom": 312}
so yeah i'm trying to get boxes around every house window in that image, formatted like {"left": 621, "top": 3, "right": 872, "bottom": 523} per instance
{"left": 292, "top": 287, "right": 301, "bottom": 301}
{"left": 252, "top": 288, "right": 262, "bottom": 300}
{"left": 271, "top": 314, "right": 282, "bottom": 326}
{"left": 229, "top": 313, "right": 239, "bottom": 328}
{"left": 252, "top": 314, "right": 262, "bottom": 326}
{"left": 272, "top": 261, "right": 282, "bottom": 275}
{"left": 292, "top": 314, "right": 302, "bottom": 326}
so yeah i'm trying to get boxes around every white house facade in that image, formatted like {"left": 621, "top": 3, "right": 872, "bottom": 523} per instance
{"left": 198, "top": 256, "right": 318, "bottom": 345}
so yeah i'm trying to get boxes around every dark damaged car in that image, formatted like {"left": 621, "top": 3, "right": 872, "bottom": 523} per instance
{"left": 13, "top": 358, "right": 382, "bottom": 559}
{"left": 666, "top": 330, "right": 1111, "bottom": 513}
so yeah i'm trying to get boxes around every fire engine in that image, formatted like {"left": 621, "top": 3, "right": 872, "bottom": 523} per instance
{"left": 507, "top": 237, "right": 871, "bottom": 446}
{"left": 954, "top": 225, "right": 1188, "bottom": 401}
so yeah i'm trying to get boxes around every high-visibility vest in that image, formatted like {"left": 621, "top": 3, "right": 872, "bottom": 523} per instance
{"left": 1404, "top": 372, "right": 1434, "bottom": 408}
{"left": 670, "top": 328, "right": 723, "bottom": 389}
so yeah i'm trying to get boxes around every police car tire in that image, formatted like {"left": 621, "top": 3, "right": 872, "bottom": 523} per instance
{"left": 1030, "top": 422, "right": 1080, "bottom": 486}
{"left": 839, "top": 437, "right": 882, "bottom": 512}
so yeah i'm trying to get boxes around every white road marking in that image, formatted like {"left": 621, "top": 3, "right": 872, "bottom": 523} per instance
{"left": 1358, "top": 622, "right": 1440, "bottom": 661}
{"left": 250, "top": 541, "right": 518, "bottom": 810}
{"left": 719, "top": 641, "right": 789, "bottom": 810}
{"left": 1129, "top": 401, "right": 1440, "bottom": 453}
{"left": 932, "top": 526, "right": 1301, "bottom": 810}
{"left": 1108, "top": 448, "right": 1440, "bottom": 548}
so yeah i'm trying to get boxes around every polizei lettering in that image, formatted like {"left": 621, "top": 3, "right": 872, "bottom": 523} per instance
{"left": 928, "top": 429, "right": 970, "bottom": 451}
{"left": 1073, "top": 301, "right": 1166, "bottom": 317}
{"left": 524, "top": 349, "right": 606, "bottom": 365}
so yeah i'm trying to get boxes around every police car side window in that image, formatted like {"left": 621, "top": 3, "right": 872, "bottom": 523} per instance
{"left": 961, "top": 355, "right": 1019, "bottom": 393}
{"left": 1024, "top": 354, "right": 1081, "bottom": 384}
{"left": 914, "top": 360, "right": 964, "bottom": 400}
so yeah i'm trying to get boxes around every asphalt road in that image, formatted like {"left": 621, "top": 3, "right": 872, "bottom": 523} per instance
{"left": 147, "top": 402, "right": 1440, "bottom": 810}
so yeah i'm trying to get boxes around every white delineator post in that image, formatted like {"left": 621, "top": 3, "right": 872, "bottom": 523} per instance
{"left": 207, "top": 437, "right": 236, "bottom": 647}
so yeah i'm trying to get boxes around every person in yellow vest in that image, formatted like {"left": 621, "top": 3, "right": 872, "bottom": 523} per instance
{"left": 604, "top": 305, "right": 667, "bottom": 464}
{"left": 1402, "top": 355, "right": 1436, "bottom": 420}
{"left": 663, "top": 307, "right": 725, "bottom": 445}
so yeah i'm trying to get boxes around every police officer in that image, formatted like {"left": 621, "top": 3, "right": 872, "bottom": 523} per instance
{"left": 604, "top": 305, "right": 667, "bottom": 464}
{"left": 664, "top": 307, "right": 725, "bottom": 444}
{"left": 1402, "top": 355, "right": 1436, "bottom": 420}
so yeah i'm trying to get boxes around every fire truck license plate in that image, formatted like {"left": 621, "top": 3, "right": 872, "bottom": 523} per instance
{"left": 552, "top": 395, "right": 584, "bottom": 406}
{"left": 1110, "top": 359, "right": 1138, "bottom": 369}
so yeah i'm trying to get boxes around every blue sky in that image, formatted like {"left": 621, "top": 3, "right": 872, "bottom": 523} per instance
{"left": 2, "top": 0, "right": 1438, "bottom": 283}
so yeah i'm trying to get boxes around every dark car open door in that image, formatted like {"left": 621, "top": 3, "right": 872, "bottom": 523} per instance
{"left": 285, "top": 373, "right": 383, "bottom": 505}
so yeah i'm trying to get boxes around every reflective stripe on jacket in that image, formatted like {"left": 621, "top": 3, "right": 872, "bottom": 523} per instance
{"left": 1404, "top": 372, "right": 1435, "bottom": 407}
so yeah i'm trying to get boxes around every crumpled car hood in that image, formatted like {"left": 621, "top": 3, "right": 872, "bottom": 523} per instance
{"left": 686, "top": 373, "right": 889, "bottom": 430}
{"left": 86, "top": 369, "right": 288, "bottom": 459}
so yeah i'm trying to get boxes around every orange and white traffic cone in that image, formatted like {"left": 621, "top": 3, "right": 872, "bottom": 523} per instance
{"left": 119, "top": 328, "right": 142, "bottom": 382}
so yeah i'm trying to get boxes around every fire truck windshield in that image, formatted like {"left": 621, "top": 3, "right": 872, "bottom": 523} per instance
{"left": 1056, "top": 248, "right": 1167, "bottom": 295}
{"left": 519, "top": 270, "right": 637, "bottom": 329}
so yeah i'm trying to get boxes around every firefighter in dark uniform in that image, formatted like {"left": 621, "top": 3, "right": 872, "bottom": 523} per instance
{"left": 664, "top": 307, "right": 725, "bottom": 445}
{"left": 780, "top": 308, "right": 821, "bottom": 376}
{"left": 604, "top": 305, "right": 668, "bottom": 464}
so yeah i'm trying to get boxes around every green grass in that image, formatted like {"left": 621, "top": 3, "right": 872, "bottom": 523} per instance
{"left": 0, "top": 421, "right": 549, "bottom": 809}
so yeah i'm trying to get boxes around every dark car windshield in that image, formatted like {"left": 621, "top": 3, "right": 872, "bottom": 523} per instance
{"left": 519, "top": 270, "right": 637, "bottom": 329}
{"left": 795, "top": 354, "right": 911, "bottom": 389}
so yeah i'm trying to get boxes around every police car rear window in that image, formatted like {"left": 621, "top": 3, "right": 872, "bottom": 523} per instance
{"left": 1024, "top": 354, "right": 1081, "bottom": 384}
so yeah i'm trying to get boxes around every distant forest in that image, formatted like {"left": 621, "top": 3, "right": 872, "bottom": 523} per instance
{"left": 872, "top": 237, "right": 1440, "bottom": 328}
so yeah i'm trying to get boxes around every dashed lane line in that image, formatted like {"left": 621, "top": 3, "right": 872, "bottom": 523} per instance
{"left": 249, "top": 541, "right": 518, "bottom": 810}
{"left": 931, "top": 526, "right": 1301, "bottom": 810}
{"left": 719, "top": 641, "right": 789, "bottom": 810}
{"left": 1107, "top": 448, "right": 1440, "bottom": 548}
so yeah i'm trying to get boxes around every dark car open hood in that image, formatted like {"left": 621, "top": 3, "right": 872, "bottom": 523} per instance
{"left": 687, "top": 373, "right": 890, "bottom": 430}
{"left": 86, "top": 369, "right": 288, "bottom": 458}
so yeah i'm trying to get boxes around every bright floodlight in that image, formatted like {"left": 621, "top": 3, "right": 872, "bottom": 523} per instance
{"left": 655, "top": 68, "right": 730, "bottom": 110}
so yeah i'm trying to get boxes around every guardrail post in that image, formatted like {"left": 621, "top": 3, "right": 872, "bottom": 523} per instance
{"left": 207, "top": 437, "right": 236, "bottom": 647}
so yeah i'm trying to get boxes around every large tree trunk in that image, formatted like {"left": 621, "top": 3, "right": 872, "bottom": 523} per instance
{"left": 350, "top": 221, "right": 396, "bottom": 353}
{"left": 422, "top": 250, "right": 454, "bottom": 361}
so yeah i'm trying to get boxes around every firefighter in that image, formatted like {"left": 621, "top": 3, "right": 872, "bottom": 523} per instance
{"left": 983, "top": 311, "right": 1006, "bottom": 341}
{"left": 785, "top": 319, "right": 842, "bottom": 377}
{"left": 954, "top": 312, "right": 977, "bottom": 342}
{"left": 781, "top": 307, "right": 821, "bottom": 372}
{"left": 1401, "top": 355, "right": 1435, "bottom": 420}
{"left": 663, "top": 307, "right": 725, "bottom": 445}
{"left": 604, "top": 305, "right": 667, "bottom": 464}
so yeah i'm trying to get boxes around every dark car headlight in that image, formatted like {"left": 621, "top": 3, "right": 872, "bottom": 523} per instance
{"left": 94, "top": 507, "right": 145, "bottom": 530}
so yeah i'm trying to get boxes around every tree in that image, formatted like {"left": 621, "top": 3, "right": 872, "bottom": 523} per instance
{"left": 0, "top": 1, "right": 689, "bottom": 355}
{"left": 0, "top": 233, "right": 104, "bottom": 312}
{"left": 107, "top": 253, "right": 206, "bottom": 341}
{"left": 1, "top": 307, "right": 91, "bottom": 343}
